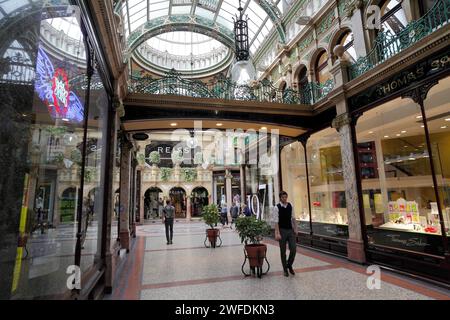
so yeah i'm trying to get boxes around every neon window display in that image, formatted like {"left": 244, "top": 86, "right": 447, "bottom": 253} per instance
{"left": 34, "top": 47, "right": 84, "bottom": 122}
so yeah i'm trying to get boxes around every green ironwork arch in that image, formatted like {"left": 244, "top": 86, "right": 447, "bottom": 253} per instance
{"left": 256, "top": 0, "right": 286, "bottom": 43}
{"left": 126, "top": 15, "right": 236, "bottom": 59}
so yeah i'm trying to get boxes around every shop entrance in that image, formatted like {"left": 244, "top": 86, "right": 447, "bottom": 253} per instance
{"left": 170, "top": 187, "right": 187, "bottom": 218}
{"left": 191, "top": 187, "right": 209, "bottom": 217}
{"left": 144, "top": 187, "right": 163, "bottom": 219}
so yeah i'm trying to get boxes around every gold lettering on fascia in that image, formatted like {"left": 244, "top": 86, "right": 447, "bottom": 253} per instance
{"left": 431, "top": 54, "right": 450, "bottom": 71}
{"left": 377, "top": 67, "right": 425, "bottom": 96}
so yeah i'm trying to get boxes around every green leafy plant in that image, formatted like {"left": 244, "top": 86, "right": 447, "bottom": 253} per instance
{"left": 149, "top": 151, "right": 160, "bottom": 165}
{"left": 70, "top": 149, "right": 82, "bottom": 165}
{"left": 235, "top": 216, "right": 271, "bottom": 245}
{"left": 201, "top": 204, "right": 220, "bottom": 229}
{"left": 160, "top": 167, "right": 173, "bottom": 182}
{"left": 51, "top": 152, "right": 64, "bottom": 165}
{"left": 182, "top": 168, "right": 197, "bottom": 182}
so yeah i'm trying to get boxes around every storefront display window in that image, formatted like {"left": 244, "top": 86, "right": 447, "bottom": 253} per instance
{"left": 307, "top": 128, "right": 348, "bottom": 239}
{"left": 0, "top": 1, "right": 88, "bottom": 299}
{"left": 423, "top": 76, "right": 450, "bottom": 238}
{"left": 0, "top": 1, "right": 111, "bottom": 299}
{"left": 281, "top": 142, "right": 310, "bottom": 233}
{"left": 356, "top": 96, "right": 445, "bottom": 255}
{"left": 80, "top": 71, "right": 109, "bottom": 274}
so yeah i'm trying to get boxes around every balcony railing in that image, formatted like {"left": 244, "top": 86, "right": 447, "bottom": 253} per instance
{"left": 129, "top": 69, "right": 334, "bottom": 105}
{"left": 349, "top": 0, "right": 450, "bottom": 80}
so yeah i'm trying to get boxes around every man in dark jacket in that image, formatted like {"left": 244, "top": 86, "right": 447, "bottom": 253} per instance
{"left": 162, "top": 200, "right": 175, "bottom": 244}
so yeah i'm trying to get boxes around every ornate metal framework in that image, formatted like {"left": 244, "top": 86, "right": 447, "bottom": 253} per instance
{"left": 234, "top": 1, "right": 250, "bottom": 61}
{"left": 129, "top": 69, "right": 334, "bottom": 105}
{"left": 349, "top": 0, "right": 450, "bottom": 80}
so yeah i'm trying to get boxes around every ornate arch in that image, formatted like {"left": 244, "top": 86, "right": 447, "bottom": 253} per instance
{"left": 125, "top": 15, "right": 235, "bottom": 59}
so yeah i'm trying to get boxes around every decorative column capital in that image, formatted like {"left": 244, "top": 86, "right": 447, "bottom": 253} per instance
{"left": 332, "top": 112, "right": 353, "bottom": 131}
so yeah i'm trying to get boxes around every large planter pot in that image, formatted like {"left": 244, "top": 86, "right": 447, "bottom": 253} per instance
{"left": 206, "top": 228, "right": 220, "bottom": 248}
{"left": 245, "top": 244, "right": 267, "bottom": 268}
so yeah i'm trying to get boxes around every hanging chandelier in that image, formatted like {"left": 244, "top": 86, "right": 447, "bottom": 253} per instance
{"left": 230, "top": 0, "right": 256, "bottom": 85}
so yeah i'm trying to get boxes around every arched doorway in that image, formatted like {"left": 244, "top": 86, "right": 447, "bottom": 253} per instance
{"left": 191, "top": 187, "right": 209, "bottom": 217}
{"left": 144, "top": 187, "right": 163, "bottom": 219}
{"left": 170, "top": 187, "right": 187, "bottom": 218}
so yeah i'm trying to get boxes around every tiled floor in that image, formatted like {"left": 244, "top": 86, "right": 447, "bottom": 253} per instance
{"left": 105, "top": 221, "right": 450, "bottom": 300}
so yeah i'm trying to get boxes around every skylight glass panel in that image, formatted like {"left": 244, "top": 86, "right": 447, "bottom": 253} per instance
{"left": 196, "top": 7, "right": 214, "bottom": 20}
{"left": 129, "top": 0, "right": 147, "bottom": 16}
{"left": 149, "top": 8, "right": 169, "bottom": 19}
{"left": 130, "top": 14, "right": 147, "bottom": 30}
{"left": 171, "top": 5, "right": 191, "bottom": 15}
{"left": 150, "top": 1, "right": 169, "bottom": 11}
{"left": 216, "top": 15, "right": 234, "bottom": 30}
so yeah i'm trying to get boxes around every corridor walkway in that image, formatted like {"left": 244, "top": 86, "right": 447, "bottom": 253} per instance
{"left": 106, "top": 222, "right": 450, "bottom": 300}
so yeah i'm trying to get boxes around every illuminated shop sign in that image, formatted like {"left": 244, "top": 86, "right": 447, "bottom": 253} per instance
{"left": 35, "top": 47, "right": 84, "bottom": 122}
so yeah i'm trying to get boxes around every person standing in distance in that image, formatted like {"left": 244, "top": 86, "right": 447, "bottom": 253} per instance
{"left": 162, "top": 199, "right": 175, "bottom": 245}
{"left": 274, "top": 191, "right": 298, "bottom": 277}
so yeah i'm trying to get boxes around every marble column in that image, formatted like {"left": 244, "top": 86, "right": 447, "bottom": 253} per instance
{"left": 138, "top": 169, "right": 144, "bottom": 224}
{"left": 119, "top": 137, "right": 132, "bottom": 252}
{"left": 186, "top": 194, "right": 191, "bottom": 220}
{"left": 240, "top": 165, "right": 245, "bottom": 212}
{"left": 104, "top": 110, "right": 119, "bottom": 293}
{"left": 131, "top": 159, "right": 137, "bottom": 237}
{"left": 225, "top": 169, "right": 233, "bottom": 221}
{"left": 332, "top": 103, "right": 366, "bottom": 264}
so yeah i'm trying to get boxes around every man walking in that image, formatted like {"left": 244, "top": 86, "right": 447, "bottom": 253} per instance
{"left": 162, "top": 199, "right": 175, "bottom": 245}
{"left": 274, "top": 191, "right": 298, "bottom": 277}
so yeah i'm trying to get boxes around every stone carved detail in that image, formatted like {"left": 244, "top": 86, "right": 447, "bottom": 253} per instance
{"left": 332, "top": 112, "right": 352, "bottom": 131}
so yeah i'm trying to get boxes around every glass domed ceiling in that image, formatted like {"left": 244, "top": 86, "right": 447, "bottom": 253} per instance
{"left": 148, "top": 32, "right": 225, "bottom": 56}
{"left": 135, "top": 31, "right": 231, "bottom": 72}
{"left": 118, "top": 0, "right": 283, "bottom": 62}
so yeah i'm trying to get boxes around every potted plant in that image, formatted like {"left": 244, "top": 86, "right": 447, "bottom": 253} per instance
{"left": 201, "top": 204, "right": 221, "bottom": 248}
{"left": 235, "top": 216, "right": 271, "bottom": 274}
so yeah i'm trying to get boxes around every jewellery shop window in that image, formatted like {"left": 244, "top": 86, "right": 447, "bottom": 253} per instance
{"left": 307, "top": 128, "right": 349, "bottom": 239}
{"left": 79, "top": 68, "right": 109, "bottom": 274}
{"left": 0, "top": 1, "right": 88, "bottom": 299}
{"left": 355, "top": 96, "right": 445, "bottom": 256}
{"left": 281, "top": 142, "right": 310, "bottom": 233}
{"left": 423, "top": 76, "right": 450, "bottom": 239}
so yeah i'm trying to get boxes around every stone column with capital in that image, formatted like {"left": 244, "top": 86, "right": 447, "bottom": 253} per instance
{"left": 332, "top": 102, "right": 366, "bottom": 264}
{"left": 225, "top": 169, "right": 233, "bottom": 222}
{"left": 186, "top": 194, "right": 191, "bottom": 220}
{"left": 119, "top": 137, "right": 132, "bottom": 252}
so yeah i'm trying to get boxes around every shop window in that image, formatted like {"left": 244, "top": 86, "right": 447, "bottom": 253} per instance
{"left": 356, "top": 96, "right": 445, "bottom": 256}
{"left": 315, "top": 51, "right": 331, "bottom": 85}
{"left": 281, "top": 142, "right": 310, "bottom": 233}
{"left": 307, "top": 128, "right": 349, "bottom": 239}
{"left": 423, "top": 76, "right": 450, "bottom": 238}
{"left": 1, "top": 1, "right": 89, "bottom": 299}
{"left": 379, "top": 0, "right": 408, "bottom": 35}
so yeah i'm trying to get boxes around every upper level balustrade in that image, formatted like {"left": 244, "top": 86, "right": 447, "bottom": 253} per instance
{"left": 129, "top": 69, "right": 334, "bottom": 105}
{"left": 349, "top": 0, "right": 450, "bottom": 80}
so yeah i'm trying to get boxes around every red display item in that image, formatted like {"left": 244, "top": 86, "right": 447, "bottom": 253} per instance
{"left": 424, "top": 226, "right": 438, "bottom": 233}
{"left": 51, "top": 68, "right": 70, "bottom": 117}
